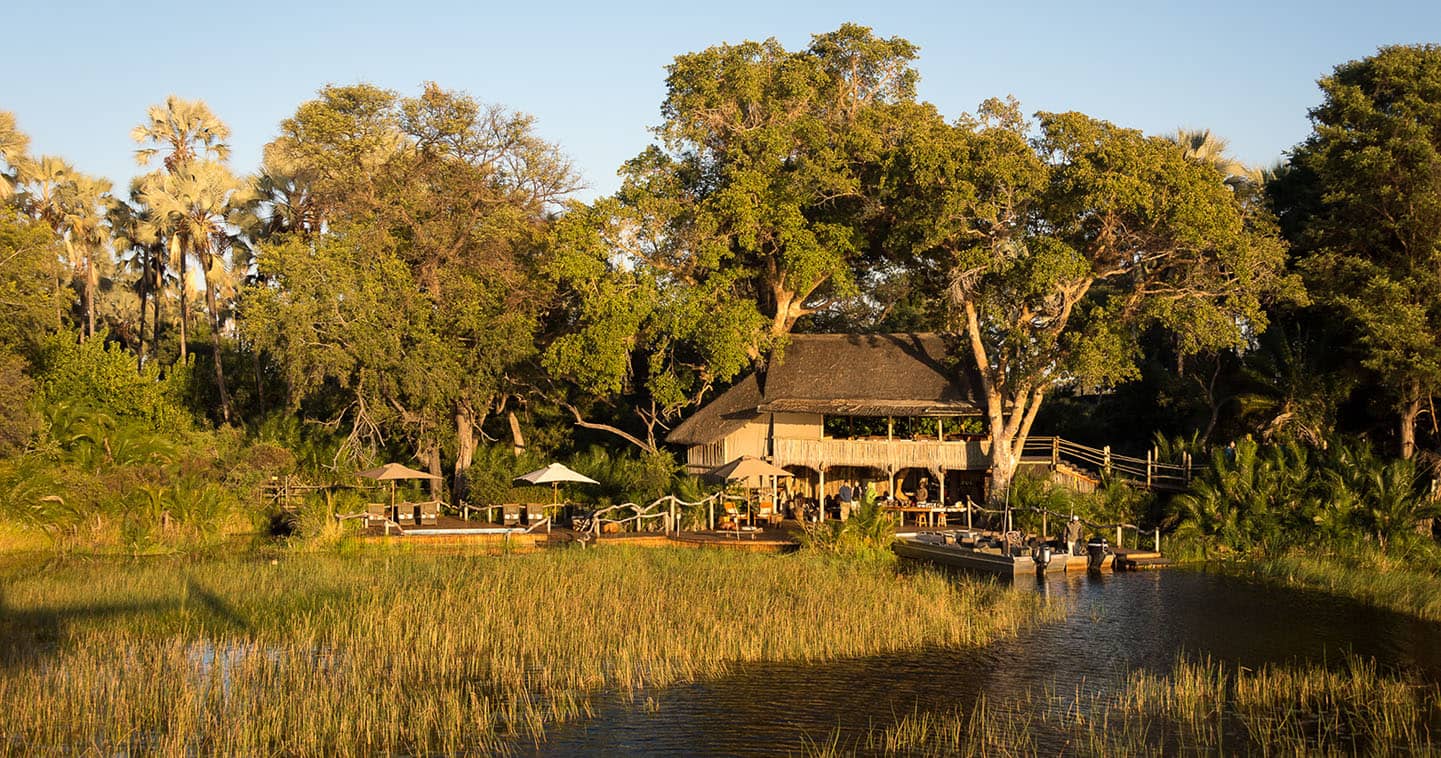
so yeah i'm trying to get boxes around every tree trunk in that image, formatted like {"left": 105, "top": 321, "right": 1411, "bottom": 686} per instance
{"left": 454, "top": 407, "right": 478, "bottom": 501}
{"left": 84, "top": 252, "right": 95, "bottom": 340}
{"left": 137, "top": 279, "right": 149, "bottom": 372}
{"left": 423, "top": 439, "right": 443, "bottom": 500}
{"left": 1400, "top": 382, "right": 1422, "bottom": 460}
{"left": 204, "top": 282, "right": 232, "bottom": 424}
{"left": 151, "top": 272, "right": 163, "bottom": 366}
{"left": 989, "top": 437, "right": 1020, "bottom": 506}
{"left": 177, "top": 252, "right": 189, "bottom": 362}
{"left": 508, "top": 410, "right": 526, "bottom": 457}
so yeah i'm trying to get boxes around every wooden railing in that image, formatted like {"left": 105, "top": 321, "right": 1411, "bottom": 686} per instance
{"left": 772, "top": 437, "right": 987, "bottom": 472}
{"left": 1021, "top": 436, "right": 1192, "bottom": 491}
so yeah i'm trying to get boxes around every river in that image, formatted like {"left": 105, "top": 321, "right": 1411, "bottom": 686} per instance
{"left": 534, "top": 568, "right": 1441, "bottom": 755}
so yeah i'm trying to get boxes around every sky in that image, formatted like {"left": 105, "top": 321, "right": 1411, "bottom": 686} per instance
{"left": 5, "top": 0, "right": 1440, "bottom": 201}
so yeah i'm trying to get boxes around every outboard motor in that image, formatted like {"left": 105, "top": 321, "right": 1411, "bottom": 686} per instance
{"left": 1086, "top": 538, "right": 1110, "bottom": 571}
{"left": 1030, "top": 543, "right": 1053, "bottom": 572}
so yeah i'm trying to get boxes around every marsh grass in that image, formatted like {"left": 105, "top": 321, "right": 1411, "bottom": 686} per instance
{"left": 1248, "top": 550, "right": 1441, "bottom": 623}
{"left": 814, "top": 654, "right": 1440, "bottom": 756}
{"left": 0, "top": 547, "right": 1049, "bottom": 755}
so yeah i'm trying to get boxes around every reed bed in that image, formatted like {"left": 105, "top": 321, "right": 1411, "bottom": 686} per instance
{"left": 1248, "top": 551, "right": 1441, "bottom": 623}
{"left": 816, "top": 654, "right": 1440, "bottom": 756}
{"left": 0, "top": 547, "right": 1047, "bottom": 755}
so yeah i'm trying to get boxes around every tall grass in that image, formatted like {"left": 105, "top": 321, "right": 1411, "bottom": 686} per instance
{"left": 815, "top": 654, "right": 1439, "bottom": 756}
{"left": 1247, "top": 548, "right": 1441, "bottom": 623}
{"left": 0, "top": 547, "right": 1050, "bottom": 755}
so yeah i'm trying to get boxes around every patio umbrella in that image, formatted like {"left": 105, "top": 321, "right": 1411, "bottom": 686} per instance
{"left": 513, "top": 462, "right": 600, "bottom": 505}
{"left": 704, "top": 456, "right": 793, "bottom": 485}
{"left": 356, "top": 462, "right": 442, "bottom": 506}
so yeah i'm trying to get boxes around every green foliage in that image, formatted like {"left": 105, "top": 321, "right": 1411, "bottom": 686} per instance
{"left": 1006, "top": 474, "right": 1154, "bottom": 538}
{"left": 567, "top": 446, "right": 679, "bottom": 505}
{"left": 33, "top": 332, "right": 195, "bottom": 431}
{"left": 1172, "top": 436, "right": 1441, "bottom": 559}
{"left": 798, "top": 491, "right": 899, "bottom": 561}
{"left": 1278, "top": 44, "right": 1441, "bottom": 453}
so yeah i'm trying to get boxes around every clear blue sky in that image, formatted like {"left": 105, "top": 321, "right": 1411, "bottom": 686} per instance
{"left": 6, "top": 0, "right": 1439, "bottom": 200}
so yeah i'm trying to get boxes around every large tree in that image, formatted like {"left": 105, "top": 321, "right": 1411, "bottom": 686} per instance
{"left": 247, "top": 83, "right": 577, "bottom": 494}
{"left": 542, "top": 25, "right": 928, "bottom": 450}
{"left": 886, "top": 99, "right": 1294, "bottom": 499}
{"left": 1277, "top": 44, "right": 1441, "bottom": 459}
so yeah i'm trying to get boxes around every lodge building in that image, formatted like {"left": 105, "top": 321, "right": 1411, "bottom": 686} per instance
{"left": 666, "top": 333, "right": 993, "bottom": 505}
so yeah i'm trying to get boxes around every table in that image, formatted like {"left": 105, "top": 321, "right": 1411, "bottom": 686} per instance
{"left": 883, "top": 505, "right": 947, "bottom": 528}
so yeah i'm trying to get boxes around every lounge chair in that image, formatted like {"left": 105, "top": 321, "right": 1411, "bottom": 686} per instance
{"left": 418, "top": 501, "right": 439, "bottom": 526}
{"left": 524, "top": 505, "right": 549, "bottom": 527}
{"left": 365, "top": 503, "right": 388, "bottom": 527}
{"left": 755, "top": 501, "right": 779, "bottom": 528}
{"left": 502, "top": 503, "right": 522, "bottom": 527}
{"left": 393, "top": 503, "right": 416, "bottom": 525}
{"left": 721, "top": 501, "right": 743, "bottom": 530}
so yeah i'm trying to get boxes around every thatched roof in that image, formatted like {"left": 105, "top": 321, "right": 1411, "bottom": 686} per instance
{"left": 665, "top": 372, "right": 763, "bottom": 447}
{"left": 666, "top": 333, "right": 977, "bottom": 446}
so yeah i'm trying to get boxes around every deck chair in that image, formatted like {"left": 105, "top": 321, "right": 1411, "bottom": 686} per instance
{"left": 755, "top": 501, "right": 779, "bottom": 528}
{"left": 525, "top": 505, "right": 549, "bottom": 526}
{"left": 418, "top": 501, "right": 439, "bottom": 526}
{"left": 501, "top": 503, "right": 522, "bottom": 527}
{"left": 720, "top": 501, "right": 743, "bottom": 530}
{"left": 365, "top": 503, "right": 388, "bottom": 527}
{"left": 392, "top": 503, "right": 416, "bottom": 525}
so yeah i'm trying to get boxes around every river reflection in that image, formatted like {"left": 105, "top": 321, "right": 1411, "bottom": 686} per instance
{"left": 534, "top": 569, "right": 1441, "bottom": 756}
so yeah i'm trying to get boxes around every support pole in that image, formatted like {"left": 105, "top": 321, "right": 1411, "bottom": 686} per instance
{"left": 967, "top": 498, "right": 973, "bottom": 530}
{"left": 1116, "top": 525, "right": 1123, "bottom": 549}
{"left": 818, "top": 468, "right": 826, "bottom": 523}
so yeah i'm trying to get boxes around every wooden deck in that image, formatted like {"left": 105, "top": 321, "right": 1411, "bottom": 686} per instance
{"left": 358, "top": 515, "right": 543, "bottom": 548}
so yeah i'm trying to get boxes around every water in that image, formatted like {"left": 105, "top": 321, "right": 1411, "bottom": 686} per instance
{"left": 534, "top": 569, "right": 1441, "bottom": 755}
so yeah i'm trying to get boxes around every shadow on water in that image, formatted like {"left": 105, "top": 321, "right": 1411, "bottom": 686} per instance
{"left": 533, "top": 568, "right": 1441, "bottom": 757}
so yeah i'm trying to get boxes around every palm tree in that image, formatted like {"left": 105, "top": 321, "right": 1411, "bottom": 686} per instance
{"left": 142, "top": 161, "right": 251, "bottom": 422}
{"left": 1168, "top": 128, "right": 1249, "bottom": 178}
{"left": 131, "top": 96, "right": 231, "bottom": 173}
{"left": 110, "top": 197, "right": 167, "bottom": 368}
{"left": 57, "top": 174, "right": 115, "bottom": 339}
{"left": 0, "top": 111, "right": 30, "bottom": 201}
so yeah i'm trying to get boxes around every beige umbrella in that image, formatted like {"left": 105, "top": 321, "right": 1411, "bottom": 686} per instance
{"left": 704, "top": 456, "right": 793, "bottom": 484}
{"left": 513, "top": 463, "right": 600, "bottom": 505}
{"left": 356, "top": 463, "right": 442, "bottom": 507}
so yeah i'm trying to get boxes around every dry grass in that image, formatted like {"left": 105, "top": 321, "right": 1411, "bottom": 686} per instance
{"left": 814, "top": 654, "right": 1440, "bottom": 756}
{"left": 0, "top": 546, "right": 1049, "bottom": 755}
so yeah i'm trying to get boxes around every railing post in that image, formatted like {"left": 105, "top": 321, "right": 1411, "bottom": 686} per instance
{"left": 967, "top": 499, "right": 973, "bottom": 530}
{"left": 1146, "top": 449, "right": 1153, "bottom": 488}
{"left": 1154, "top": 527, "right": 1161, "bottom": 552}
{"left": 1184, "top": 452, "right": 1192, "bottom": 483}
{"left": 1103, "top": 446, "right": 1112, "bottom": 476}
{"left": 1051, "top": 437, "right": 1060, "bottom": 467}
{"left": 1115, "top": 525, "right": 1122, "bottom": 549}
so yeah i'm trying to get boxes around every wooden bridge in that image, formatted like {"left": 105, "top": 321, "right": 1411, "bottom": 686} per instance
{"left": 1020, "top": 436, "right": 1193, "bottom": 492}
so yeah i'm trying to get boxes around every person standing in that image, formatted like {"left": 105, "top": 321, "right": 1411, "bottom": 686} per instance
{"left": 1065, "top": 515, "right": 1085, "bottom": 555}
{"left": 838, "top": 481, "right": 854, "bottom": 520}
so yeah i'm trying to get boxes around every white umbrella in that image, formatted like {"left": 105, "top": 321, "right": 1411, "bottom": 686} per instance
{"left": 513, "top": 463, "right": 600, "bottom": 505}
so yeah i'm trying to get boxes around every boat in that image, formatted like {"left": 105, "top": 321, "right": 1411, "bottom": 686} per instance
{"left": 890, "top": 531, "right": 1113, "bottom": 576}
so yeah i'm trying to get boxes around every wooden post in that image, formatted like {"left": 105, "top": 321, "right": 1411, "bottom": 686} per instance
{"left": 1184, "top": 452, "right": 1192, "bottom": 483}
{"left": 1154, "top": 526, "right": 1161, "bottom": 552}
{"left": 708, "top": 498, "right": 714, "bottom": 531}
{"left": 1041, "top": 510, "right": 1048, "bottom": 541}
{"left": 1146, "top": 449, "right": 1153, "bottom": 488}
{"left": 1051, "top": 437, "right": 1060, "bottom": 467}
{"left": 671, "top": 497, "right": 677, "bottom": 533}
{"left": 818, "top": 468, "right": 826, "bottom": 522}
{"left": 1115, "top": 525, "right": 1123, "bottom": 549}
{"left": 1103, "top": 446, "right": 1112, "bottom": 475}
{"left": 967, "top": 499, "right": 973, "bottom": 529}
